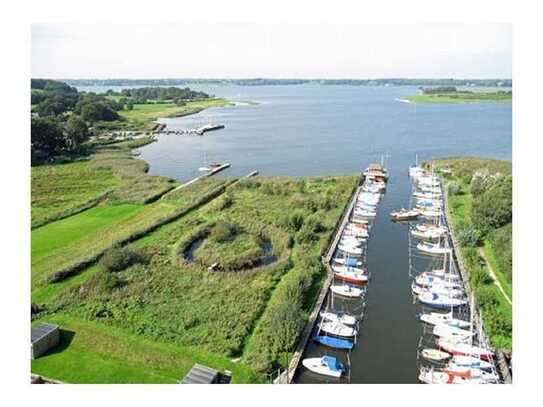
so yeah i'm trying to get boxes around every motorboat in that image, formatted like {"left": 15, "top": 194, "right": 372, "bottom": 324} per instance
{"left": 421, "top": 348, "right": 451, "bottom": 362}
{"left": 330, "top": 284, "right": 364, "bottom": 298}
{"left": 320, "top": 311, "right": 357, "bottom": 326}
{"left": 417, "top": 242, "right": 451, "bottom": 255}
{"left": 411, "top": 228, "right": 446, "bottom": 240}
{"left": 334, "top": 269, "right": 368, "bottom": 285}
{"left": 331, "top": 265, "right": 366, "bottom": 274}
{"left": 318, "top": 321, "right": 357, "bottom": 337}
{"left": 418, "top": 292, "right": 468, "bottom": 309}
{"left": 312, "top": 335, "right": 354, "bottom": 350}
{"left": 390, "top": 208, "right": 420, "bottom": 221}
{"left": 302, "top": 355, "right": 345, "bottom": 378}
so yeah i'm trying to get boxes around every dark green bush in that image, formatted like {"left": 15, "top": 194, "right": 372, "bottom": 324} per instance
{"left": 472, "top": 175, "right": 512, "bottom": 234}
{"left": 448, "top": 181, "right": 461, "bottom": 196}
{"left": 489, "top": 224, "right": 512, "bottom": 283}
{"left": 100, "top": 246, "right": 146, "bottom": 273}
{"left": 457, "top": 225, "right": 482, "bottom": 247}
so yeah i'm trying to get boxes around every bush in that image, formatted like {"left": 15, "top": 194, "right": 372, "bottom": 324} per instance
{"left": 100, "top": 246, "right": 146, "bottom": 273}
{"left": 489, "top": 224, "right": 512, "bottom": 283}
{"left": 470, "top": 266, "right": 493, "bottom": 288}
{"left": 472, "top": 175, "right": 512, "bottom": 234}
{"left": 448, "top": 181, "right": 461, "bottom": 196}
{"left": 283, "top": 212, "right": 304, "bottom": 232}
{"left": 210, "top": 220, "right": 239, "bottom": 243}
{"left": 457, "top": 225, "right": 481, "bottom": 247}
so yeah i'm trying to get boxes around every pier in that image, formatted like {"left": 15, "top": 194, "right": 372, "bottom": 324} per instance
{"left": 286, "top": 177, "right": 364, "bottom": 383}
{"left": 166, "top": 163, "right": 231, "bottom": 195}
{"left": 157, "top": 123, "right": 225, "bottom": 136}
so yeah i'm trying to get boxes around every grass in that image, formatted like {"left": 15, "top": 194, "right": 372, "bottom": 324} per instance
{"left": 31, "top": 315, "right": 261, "bottom": 383}
{"left": 31, "top": 160, "right": 121, "bottom": 225}
{"left": 405, "top": 91, "right": 512, "bottom": 104}
{"left": 434, "top": 157, "right": 512, "bottom": 351}
{"left": 34, "top": 176, "right": 357, "bottom": 382}
{"left": 117, "top": 98, "right": 230, "bottom": 130}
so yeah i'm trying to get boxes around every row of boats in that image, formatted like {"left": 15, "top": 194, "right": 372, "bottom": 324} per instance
{"left": 407, "top": 163, "right": 501, "bottom": 384}
{"left": 301, "top": 164, "right": 389, "bottom": 379}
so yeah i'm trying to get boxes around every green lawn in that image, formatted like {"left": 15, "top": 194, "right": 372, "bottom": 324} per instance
{"left": 31, "top": 315, "right": 260, "bottom": 384}
{"left": 32, "top": 204, "right": 144, "bottom": 262}
{"left": 483, "top": 240, "right": 513, "bottom": 300}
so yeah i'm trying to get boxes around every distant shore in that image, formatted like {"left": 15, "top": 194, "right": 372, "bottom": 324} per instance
{"left": 404, "top": 91, "right": 512, "bottom": 104}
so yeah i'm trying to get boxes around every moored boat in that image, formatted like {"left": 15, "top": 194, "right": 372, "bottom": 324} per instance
{"left": 318, "top": 321, "right": 357, "bottom": 338}
{"left": 312, "top": 335, "right": 354, "bottom": 350}
{"left": 302, "top": 356, "right": 345, "bottom": 378}
{"left": 320, "top": 311, "right": 357, "bottom": 326}
{"left": 330, "top": 284, "right": 364, "bottom": 298}
{"left": 417, "top": 292, "right": 468, "bottom": 309}
{"left": 438, "top": 339, "right": 494, "bottom": 361}
{"left": 390, "top": 208, "right": 420, "bottom": 221}
{"left": 421, "top": 348, "right": 451, "bottom": 362}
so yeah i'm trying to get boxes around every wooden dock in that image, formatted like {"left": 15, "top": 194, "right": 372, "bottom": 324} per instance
{"left": 285, "top": 178, "right": 363, "bottom": 383}
{"left": 166, "top": 163, "right": 231, "bottom": 195}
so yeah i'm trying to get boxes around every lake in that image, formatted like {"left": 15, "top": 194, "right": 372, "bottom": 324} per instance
{"left": 78, "top": 84, "right": 511, "bottom": 383}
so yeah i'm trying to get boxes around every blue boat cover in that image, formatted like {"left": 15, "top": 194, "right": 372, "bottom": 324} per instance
{"left": 322, "top": 355, "right": 344, "bottom": 372}
{"left": 344, "top": 258, "right": 359, "bottom": 267}
{"left": 313, "top": 335, "right": 354, "bottom": 350}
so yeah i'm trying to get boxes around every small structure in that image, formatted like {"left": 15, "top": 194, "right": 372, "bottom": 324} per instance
{"left": 31, "top": 323, "right": 60, "bottom": 360}
{"left": 180, "top": 364, "right": 232, "bottom": 384}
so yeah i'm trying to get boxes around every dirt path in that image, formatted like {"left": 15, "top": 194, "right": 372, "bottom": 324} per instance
{"left": 478, "top": 248, "right": 512, "bottom": 306}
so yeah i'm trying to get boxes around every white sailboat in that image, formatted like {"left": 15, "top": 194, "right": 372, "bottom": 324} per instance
{"left": 320, "top": 311, "right": 357, "bottom": 326}
{"left": 420, "top": 311, "right": 470, "bottom": 328}
{"left": 330, "top": 284, "right": 364, "bottom": 298}
{"left": 318, "top": 321, "right": 357, "bottom": 338}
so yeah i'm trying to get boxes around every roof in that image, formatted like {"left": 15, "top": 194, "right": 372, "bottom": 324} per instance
{"left": 31, "top": 323, "right": 59, "bottom": 344}
{"left": 181, "top": 364, "right": 219, "bottom": 384}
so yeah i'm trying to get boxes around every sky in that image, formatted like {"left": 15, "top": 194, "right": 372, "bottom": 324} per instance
{"left": 31, "top": 24, "right": 512, "bottom": 79}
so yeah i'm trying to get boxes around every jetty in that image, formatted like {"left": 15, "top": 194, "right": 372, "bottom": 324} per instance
{"left": 285, "top": 177, "right": 364, "bottom": 383}
{"left": 157, "top": 123, "right": 225, "bottom": 136}
{"left": 167, "top": 163, "right": 231, "bottom": 194}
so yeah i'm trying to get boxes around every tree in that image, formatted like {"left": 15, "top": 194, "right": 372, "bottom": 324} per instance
{"left": 64, "top": 115, "right": 90, "bottom": 151}
{"left": 31, "top": 116, "right": 65, "bottom": 159}
{"left": 472, "top": 175, "right": 512, "bottom": 234}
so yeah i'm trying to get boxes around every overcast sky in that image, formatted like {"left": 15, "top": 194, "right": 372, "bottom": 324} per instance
{"left": 31, "top": 24, "right": 512, "bottom": 79}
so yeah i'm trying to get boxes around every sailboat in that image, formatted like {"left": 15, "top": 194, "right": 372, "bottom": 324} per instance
{"left": 421, "top": 348, "right": 452, "bottom": 362}
{"left": 417, "top": 241, "right": 451, "bottom": 255}
{"left": 198, "top": 152, "right": 222, "bottom": 172}
{"left": 320, "top": 311, "right": 357, "bottom": 326}
{"left": 312, "top": 335, "right": 354, "bottom": 350}
{"left": 420, "top": 311, "right": 470, "bottom": 328}
{"left": 330, "top": 284, "right": 364, "bottom": 298}
{"left": 409, "top": 154, "right": 425, "bottom": 178}
{"left": 318, "top": 321, "right": 357, "bottom": 338}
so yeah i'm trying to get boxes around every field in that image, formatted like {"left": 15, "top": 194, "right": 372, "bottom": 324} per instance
{"left": 32, "top": 164, "right": 358, "bottom": 382}
{"left": 116, "top": 98, "right": 231, "bottom": 130}
{"left": 405, "top": 91, "right": 512, "bottom": 104}
{"left": 431, "top": 157, "right": 512, "bottom": 351}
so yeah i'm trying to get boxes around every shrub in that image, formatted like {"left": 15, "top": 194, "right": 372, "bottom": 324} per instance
{"left": 489, "top": 224, "right": 512, "bottom": 283}
{"left": 100, "top": 246, "right": 146, "bottom": 273}
{"left": 210, "top": 220, "right": 239, "bottom": 243}
{"left": 470, "top": 266, "right": 493, "bottom": 288}
{"left": 457, "top": 225, "right": 482, "bottom": 247}
{"left": 472, "top": 175, "right": 512, "bottom": 234}
{"left": 448, "top": 181, "right": 461, "bottom": 196}
{"left": 283, "top": 212, "right": 304, "bottom": 232}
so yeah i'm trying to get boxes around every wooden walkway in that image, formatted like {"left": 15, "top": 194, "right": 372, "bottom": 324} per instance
{"left": 165, "top": 163, "right": 231, "bottom": 196}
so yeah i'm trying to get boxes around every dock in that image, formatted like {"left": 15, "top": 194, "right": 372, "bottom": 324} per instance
{"left": 166, "top": 163, "right": 231, "bottom": 195}
{"left": 285, "top": 177, "right": 364, "bottom": 383}
{"left": 157, "top": 123, "right": 225, "bottom": 136}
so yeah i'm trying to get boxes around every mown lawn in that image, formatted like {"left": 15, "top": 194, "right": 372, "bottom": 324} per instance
{"left": 31, "top": 202, "right": 179, "bottom": 294}
{"left": 32, "top": 160, "right": 121, "bottom": 225}
{"left": 31, "top": 315, "right": 260, "bottom": 384}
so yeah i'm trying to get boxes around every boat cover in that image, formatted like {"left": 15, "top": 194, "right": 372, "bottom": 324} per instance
{"left": 313, "top": 335, "right": 354, "bottom": 350}
{"left": 322, "top": 355, "right": 343, "bottom": 372}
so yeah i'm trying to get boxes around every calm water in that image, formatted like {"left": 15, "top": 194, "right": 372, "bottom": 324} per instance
{"left": 79, "top": 84, "right": 511, "bottom": 383}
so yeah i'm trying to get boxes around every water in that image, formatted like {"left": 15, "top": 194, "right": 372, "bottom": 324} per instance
{"left": 79, "top": 84, "right": 511, "bottom": 383}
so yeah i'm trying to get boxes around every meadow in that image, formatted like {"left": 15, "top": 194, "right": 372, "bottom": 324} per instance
{"left": 32, "top": 157, "right": 358, "bottom": 382}
{"left": 406, "top": 91, "right": 512, "bottom": 104}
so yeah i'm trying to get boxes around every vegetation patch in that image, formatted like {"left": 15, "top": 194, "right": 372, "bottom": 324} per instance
{"left": 430, "top": 157, "right": 512, "bottom": 351}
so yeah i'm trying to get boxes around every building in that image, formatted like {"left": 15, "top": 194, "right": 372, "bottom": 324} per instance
{"left": 180, "top": 364, "right": 232, "bottom": 384}
{"left": 31, "top": 323, "right": 60, "bottom": 360}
